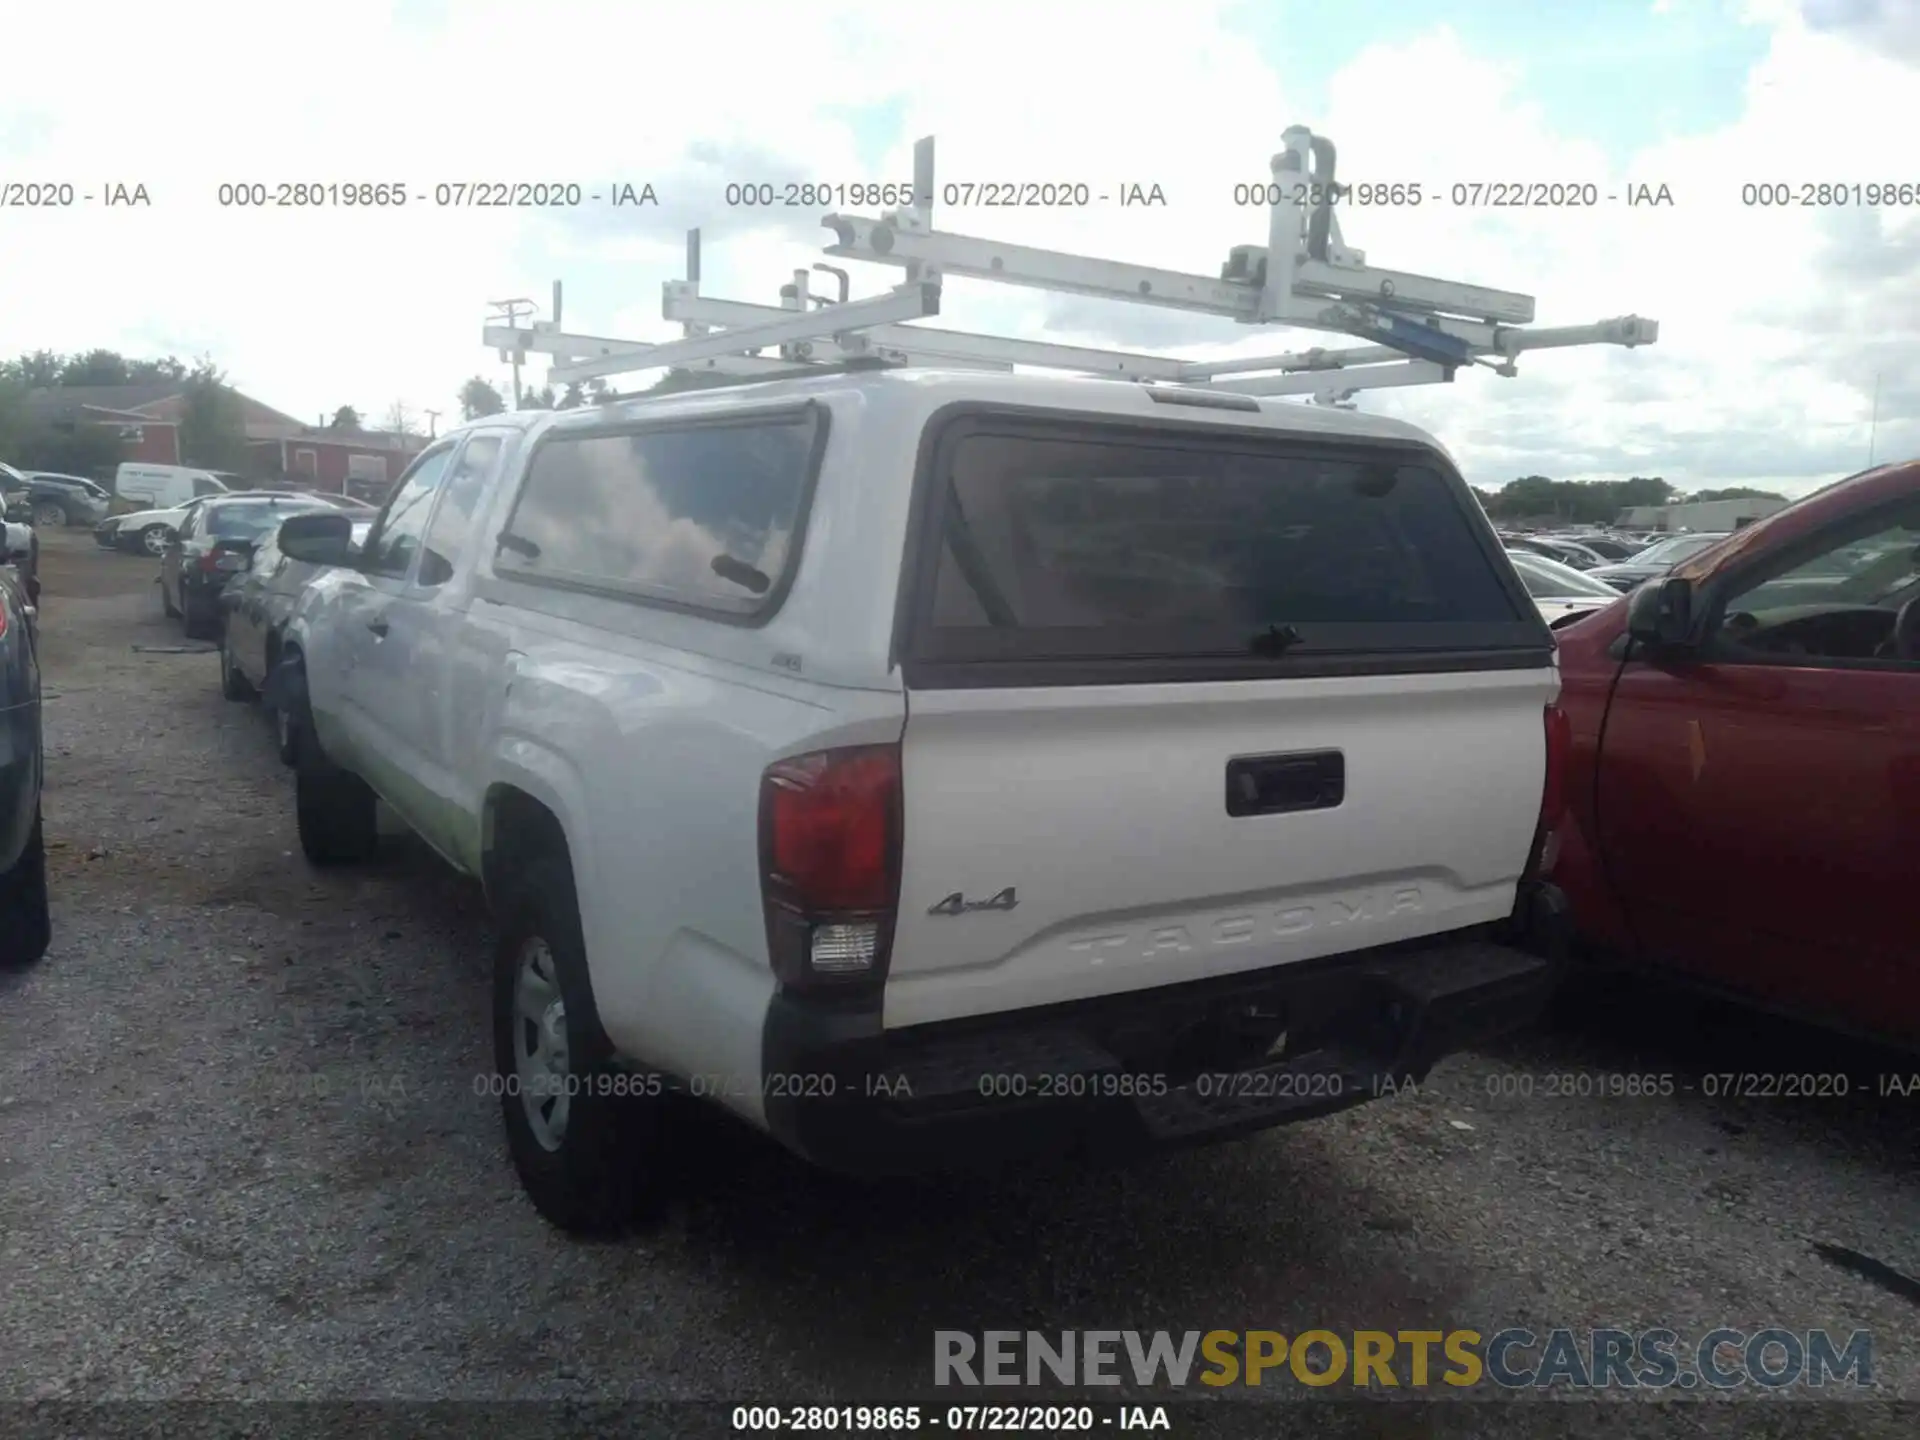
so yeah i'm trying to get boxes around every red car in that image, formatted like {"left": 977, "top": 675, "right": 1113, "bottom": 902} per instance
{"left": 1546, "top": 460, "right": 1920, "bottom": 1045}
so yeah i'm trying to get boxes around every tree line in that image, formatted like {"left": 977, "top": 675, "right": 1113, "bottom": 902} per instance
{"left": 1473, "top": 474, "right": 1783, "bottom": 524}
{"left": 453, "top": 366, "right": 730, "bottom": 421}
{"left": 0, "top": 350, "right": 256, "bottom": 477}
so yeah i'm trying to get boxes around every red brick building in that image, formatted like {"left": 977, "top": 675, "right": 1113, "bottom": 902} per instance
{"left": 22, "top": 385, "right": 429, "bottom": 502}
{"left": 245, "top": 427, "right": 430, "bottom": 501}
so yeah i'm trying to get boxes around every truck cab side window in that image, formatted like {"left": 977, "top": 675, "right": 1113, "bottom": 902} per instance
{"left": 418, "top": 434, "right": 505, "bottom": 588}
{"left": 362, "top": 445, "right": 455, "bottom": 580}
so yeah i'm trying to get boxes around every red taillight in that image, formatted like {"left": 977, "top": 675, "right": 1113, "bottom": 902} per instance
{"left": 760, "top": 744, "right": 902, "bottom": 993}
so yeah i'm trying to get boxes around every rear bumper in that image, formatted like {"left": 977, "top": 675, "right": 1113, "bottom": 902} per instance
{"left": 760, "top": 885, "right": 1567, "bottom": 1177}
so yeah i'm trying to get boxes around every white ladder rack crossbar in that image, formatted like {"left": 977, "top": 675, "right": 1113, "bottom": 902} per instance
{"left": 499, "top": 124, "right": 1657, "bottom": 402}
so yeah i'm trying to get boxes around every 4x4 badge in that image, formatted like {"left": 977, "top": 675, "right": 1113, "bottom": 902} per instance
{"left": 928, "top": 887, "right": 1018, "bottom": 916}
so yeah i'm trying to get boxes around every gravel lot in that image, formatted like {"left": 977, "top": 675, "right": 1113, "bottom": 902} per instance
{"left": 1, "top": 528, "right": 1916, "bottom": 1422}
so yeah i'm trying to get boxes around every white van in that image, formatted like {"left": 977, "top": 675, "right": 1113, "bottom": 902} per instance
{"left": 113, "top": 463, "right": 235, "bottom": 511}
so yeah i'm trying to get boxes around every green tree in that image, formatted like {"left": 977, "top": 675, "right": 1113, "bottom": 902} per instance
{"left": 639, "top": 368, "right": 735, "bottom": 396}
{"left": 11, "top": 417, "right": 125, "bottom": 478}
{"left": 177, "top": 357, "right": 248, "bottom": 470}
{"left": 0, "top": 371, "right": 130, "bottom": 478}
{"left": 58, "top": 349, "right": 135, "bottom": 386}
{"left": 0, "top": 350, "right": 189, "bottom": 390}
{"left": 557, "top": 376, "right": 612, "bottom": 410}
{"left": 1614, "top": 476, "right": 1675, "bottom": 509}
{"left": 1685, "top": 486, "right": 1782, "bottom": 503}
{"left": 1482, "top": 474, "right": 1679, "bottom": 524}
{"left": 126, "top": 356, "right": 188, "bottom": 384}
{"left": 519, "top": 384, "right": 556, "bottom": 411}
{"left": 329, "top": 405, "right": 363, "bottom": 431}
{"left": 459, "top": 376, "right": 506, "bottom": 420}
{"left": 0, "top": 376, "right": 28, "bottom": 457}
{"left": 1, "top": 351, "right": 66, "bottom": 386}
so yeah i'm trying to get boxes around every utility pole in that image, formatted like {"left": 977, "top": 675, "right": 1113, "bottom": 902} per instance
{"left": 424, "top": 408, "right": 441, "bottom": 439}
{"left": 488, "top": 297, "right": 538, "bottom": 408}
{"left": 1867, "top": 371, "right": 1881, "bottom": 468}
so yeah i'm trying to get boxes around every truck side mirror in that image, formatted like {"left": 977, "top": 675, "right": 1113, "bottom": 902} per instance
{"left": 278, "top": 511, "right": 356, "bottom": 567}
{"left": 1626, "top": 575, "right": 1694, "bottom": 651}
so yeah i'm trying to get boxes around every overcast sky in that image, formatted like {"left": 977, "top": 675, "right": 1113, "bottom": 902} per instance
{"left": 2, "top": 0, "right": 1913, "bottom": 497}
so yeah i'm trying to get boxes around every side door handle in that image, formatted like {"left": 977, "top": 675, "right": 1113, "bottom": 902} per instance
{"left": 367, "top": 615, "right": 389, "bottom": 638}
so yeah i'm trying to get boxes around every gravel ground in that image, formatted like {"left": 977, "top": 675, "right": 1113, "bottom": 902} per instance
{"left": 1, "top": 528, "right": 1916, "bottom": 1422}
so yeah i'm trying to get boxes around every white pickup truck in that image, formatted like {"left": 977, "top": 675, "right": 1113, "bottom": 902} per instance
{"left": 268, "top": 369, "right": 1570, "bottom": 1234}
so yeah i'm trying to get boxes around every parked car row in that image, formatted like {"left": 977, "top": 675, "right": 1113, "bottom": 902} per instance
{"left": 1584, "top": 530, "right": 1732, "bottom": 591}
{"left": 1503, "top": 547, "right": 1622, "bottom": 627}
{"left": 103, "top": 378, "right": 1918, "bottom": 1235}
{"left": 99, "top": 488, "right": 374, "bottom": 558}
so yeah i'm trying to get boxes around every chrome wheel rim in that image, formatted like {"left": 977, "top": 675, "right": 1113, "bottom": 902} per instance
{"left": 511, "top": 936, "right": 570, "bottom": 1152}
{"left": 142, "top": 527, "right": 167, "bottom": 556}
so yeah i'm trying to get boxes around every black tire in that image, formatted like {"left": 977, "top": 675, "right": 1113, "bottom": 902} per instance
{"left": 0, "top": 808, "right": 52, "bottom": 969}
{"left": 30, "top": 502, "right": 67, "bottom": 530}
{"left": 272, "top": 698, "right": 298, "bottom": 765}
{"left": 268, "top": 652, "right": 304, "bottom": 766}
{"left": 493, "top": 855, "right": 665, "bottom": 1235}
{"left": 182, "top": 590, "right": 217, "bottom": 641}
{"left": 219, "top": 629, "right": 256, "bottom": 701}
{"left": 292, "top": 705, "right": 378, "bottom": 865}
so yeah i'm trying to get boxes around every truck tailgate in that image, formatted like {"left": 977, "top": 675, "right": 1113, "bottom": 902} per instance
{"left": 885, "top": 664, "right": 1555, "bottom": 1028}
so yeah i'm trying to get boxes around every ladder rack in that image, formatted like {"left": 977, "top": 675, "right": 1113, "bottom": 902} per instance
{"left": 486, "top": 125, "right": 1659, "bottom": 406}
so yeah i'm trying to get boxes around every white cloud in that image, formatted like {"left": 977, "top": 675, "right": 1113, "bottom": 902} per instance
{"left": 1, "top": 1, "right": 1914, "bottom": 495}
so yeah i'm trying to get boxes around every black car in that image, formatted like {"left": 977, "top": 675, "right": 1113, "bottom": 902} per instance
{"left": 0, "top": 532, "right": 49, "bottom": 969}
{"left": 219, "top": 515, "right": 370, "bottom": 762}
{"left": 3, "top": 472, "right": 112, "bottom": 529}
{"left": 159, "top": 494, "right": 339, "bottom": 640}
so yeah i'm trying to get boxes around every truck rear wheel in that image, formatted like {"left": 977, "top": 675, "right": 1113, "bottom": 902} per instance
{"left": 292, "top": 707, "right": 378, "bottom": 865}
{"left": 0, "top": 808, "right": 51, "bottom": 969}
{"left": 492, "top": 854, "right": 666, "bottom": 1235}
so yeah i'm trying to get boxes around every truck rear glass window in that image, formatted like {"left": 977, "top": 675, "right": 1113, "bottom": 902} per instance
{"left": 913, "top": 422, "right": 1539, "bottom": 667}
{"left": 497, "top": 412, "right": 820, "bottom": 618}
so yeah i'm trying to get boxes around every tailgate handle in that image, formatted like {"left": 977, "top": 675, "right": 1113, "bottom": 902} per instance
{"left": 1226, "top": 750, "right": 1345, "bottom": 817}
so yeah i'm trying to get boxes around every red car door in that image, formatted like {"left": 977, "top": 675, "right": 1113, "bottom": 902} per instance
{"left": 1594, "top": 499, "right": 1920, "bottom": 1040}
